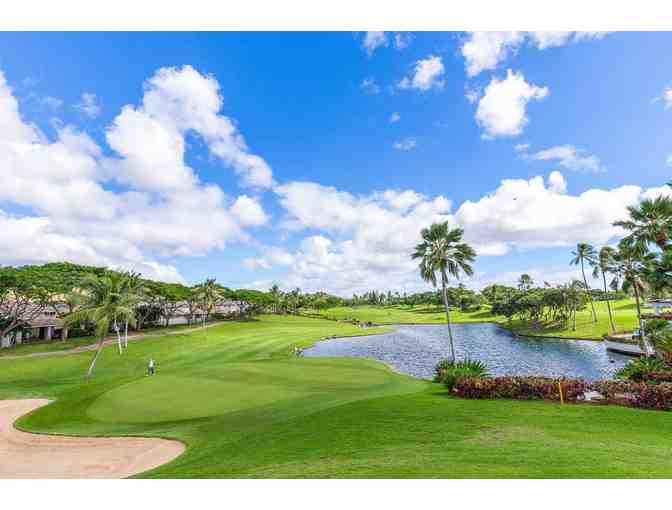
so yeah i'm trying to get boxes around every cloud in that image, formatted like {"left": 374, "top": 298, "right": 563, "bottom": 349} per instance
{"left": 361, "top": 32, "right": 412, "bottom": 54}
{"left": 389, "top": 112, "right": 401, "bottom": 123}
{"left": 393, "top": 137, "right": 417, "bottom": 151}
{"left": 667, "top": 155, "right": 672, "bottom": 167}
{"left": 230, "top": 195, "right": 269, "bottom": 227}
{"left": 42, "top": 96, "right": 63, "bottom": 111}
{"left": 462, "top": 32, "right": 525, "bottom": 78}
{"left": 266, "top": 173, "right": 666, "bottom": 295}
{"left": 461, "top": 31, "right": 608, "bottom": 76}
{"left": 360, "top": 77, "right": 380, "bottom": 95}
{"left": 0, "top": 66, "right": 272, "bottom": 281}
{"left": 362, "top": 32, "right": 388, "bottom": 55}
{"left": 455, "top": 172, "right": 642, "bottom": 254}
{"left": 75, "top": 92, "right": 101, "bottom": 118}
{"left": 393, "top": 33, "right": 413, "bottom": 50}
{"left": 271, "top": 181, "right": 453, "bottom": 295}
{"left": 398, "top": 55, "right": 445, "bottom": 92}
{"left": 106, "top": 65, "right": 274, "bottom": 189}
{"left": 528, "top": 144, "right": 605, "bottom": 173}
{"left": 475, "top": 69, "right": 548, "bottom": 139}
{"left": 661, "top": 86, "right": 672, "bottom": 109}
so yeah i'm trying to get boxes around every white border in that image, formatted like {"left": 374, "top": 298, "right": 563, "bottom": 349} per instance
{"left": 1, "top": 0, "right": 672, "bottom": 30}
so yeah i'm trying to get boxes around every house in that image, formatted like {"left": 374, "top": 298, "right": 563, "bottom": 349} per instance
{"left": 0, "top": 308, "right": 67, "bottom": 348}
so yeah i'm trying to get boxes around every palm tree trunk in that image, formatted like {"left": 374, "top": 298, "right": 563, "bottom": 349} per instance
{"left": 440, "top": 271, "right": 456, "bottom": 363}
{"left": 86, "top": 334, "right": 106, "bottom": 381}
{"left": 124, "top": 321, "right": 129, "bottom": 348}
{"left": 581, "top": 259, "right": 598, "bottom": 323}
{"left": 572, "top": 303, "right": 577, "bottom": 331}
{"left": 114, "top": 320, "right": 122, "bottom": 354}
{"left": 602, "top": 271, "right": 616, "bottom": 332}
{"left": 633, "top": 284, "right": 644, "bottom": 333}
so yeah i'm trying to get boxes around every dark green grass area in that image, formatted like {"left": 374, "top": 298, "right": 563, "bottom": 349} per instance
{"left": 3, "top": 315, "right": 672, "bottom": 478}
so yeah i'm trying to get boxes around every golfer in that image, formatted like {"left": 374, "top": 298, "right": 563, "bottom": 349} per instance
{"left": 147, "top": 358, "right": 156, "bottom": 376}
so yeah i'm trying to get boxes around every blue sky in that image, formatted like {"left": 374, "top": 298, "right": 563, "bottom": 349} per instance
{"left": 0, "top": 31, "right": 671, "bottom": 295}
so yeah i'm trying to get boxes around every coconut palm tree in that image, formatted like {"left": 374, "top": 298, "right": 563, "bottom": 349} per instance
{"left": 570, "top": 242, "right": 598, "bottom": 323}
{"left": 412, "top": 223, "right": 476, "bottom": 363}
{"left": 614, "top": 194, "right": 672, "bottom": 252}
{"left": 194, "top": 278, "right": 220, "bottom": 328}
{"left": 65, "top": 272, "right": 137, "bottom": 380}
{"left": 517, "top": 274, "right": 533, "bottom": 291}
{"left": 121, "top": 271, "right": 146, "bottom": 348}
{"left": 609, "top": 240, "right": 655, "bottom": 337}
{"left": 592, "top": 246, "right": 617, "bottom": 332}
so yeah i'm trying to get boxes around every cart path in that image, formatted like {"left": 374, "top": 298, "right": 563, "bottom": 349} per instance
{"left": 0, "top": 399, "right": 185, "bottom": 479}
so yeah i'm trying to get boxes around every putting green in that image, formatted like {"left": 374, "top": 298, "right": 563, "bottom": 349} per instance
{"left": 87, "top": 374, "right": 310, "bottom": 423}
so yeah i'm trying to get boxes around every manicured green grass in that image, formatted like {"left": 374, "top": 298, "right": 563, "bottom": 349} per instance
{"left": 3, "top": 314, "right": 672, "bottom": 478}
{"left": 312, "top": 299, "right": 644, "bottom": 340}
{"left": 0, "top": 321, "right": 220, "bottom": 358}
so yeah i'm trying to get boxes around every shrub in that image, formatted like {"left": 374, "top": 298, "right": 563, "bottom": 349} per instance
{"left": 643, "top": 371, "right": 672, "bottom": 383}
{"left": 454, "top": 376, "right": 587, "bottom": 402}
{"left": 433, "top": 359, "right": 453, "bottom": 382}
{"left": 589, "top": 380, "right": 638, "bottom": 399}
{"left": 616, "top": 357, "right": 668, "bottom": 382}
{"left": 632, "top": 383, "right": 672, "bottom": 411}
{"left": 434, "top": 358, "right": 489, "bottom": 389}
{"left": 644, "top": 319, "right": 669, "bottom": 336}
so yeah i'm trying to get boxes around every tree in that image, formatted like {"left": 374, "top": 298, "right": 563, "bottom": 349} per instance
{"left": 65, "top": 272, "right": 137, "bottom": 380}
{"left": 592, "top": 246, "right": 617, "bottom": 332}
{"left": 609, "top": 240, "right": 654, "bottom": 337}
{"left": 614, "top": 194, "right": 672, "bottom": 251}
{"left": 412, "top": 223, "right": 476, "bottom": 363}
{"left": 0, "top": 268, "right": 50, "bottom": 345}
{"left": 194, "top": 278, "right": 220, "bottom": 329}
{"left": 570, "top": 242, "right": 598, "bottom": 323}
{"left": 517, "top": 274, "right": 534, "bottom": 291}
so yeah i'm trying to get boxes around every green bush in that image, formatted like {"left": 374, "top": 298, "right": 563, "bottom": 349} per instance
{"left": 435, "top": 358, "right": 489, "bottom": 390}
{"left": 616, "top": 356, "right": 668, "bottom": 382}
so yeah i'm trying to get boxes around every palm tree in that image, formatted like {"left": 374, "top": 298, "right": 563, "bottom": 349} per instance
{"left": 412, "top": 223, "right": 476, "bottom": 363}
{"left": 121, "top": 271, "right": 146, "bottom": 348}
{"left": 194, "top": 278, "right": 220, "bottom": 329}
{"left": 614, "top": 195, "right": 672, "bottom": 251}
{"left": 592, "top": 246, "right": 617, "bottom": 332}
{"left": 609, "top": 240, "right": 654, "bottom": 338}
{"left": 517, "top": 274, "right": 533, "bottom": 291}
{"left": 65, "top": 272, "right": 137, "bottom": 380}
{"left": 570, "top": 242, "right": 598, "bottom": 323}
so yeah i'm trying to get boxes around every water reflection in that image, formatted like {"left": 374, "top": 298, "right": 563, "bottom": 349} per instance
{"left": 304, "top": 323, "right": 631, "bottom": 380}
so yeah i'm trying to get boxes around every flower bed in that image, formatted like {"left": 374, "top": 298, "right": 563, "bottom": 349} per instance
{"left": 452, "top": 376, "right": 672, "bottom": 411}
{"left": 453, "top": 376, "right": 587, "bottom": 402}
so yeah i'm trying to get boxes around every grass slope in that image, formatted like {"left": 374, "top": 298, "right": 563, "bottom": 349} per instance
{"left": 3, "top": 314, "right": 672, "bottom": 478}
{"left": 312, "top": 299, "right": 642, "bottom": 340}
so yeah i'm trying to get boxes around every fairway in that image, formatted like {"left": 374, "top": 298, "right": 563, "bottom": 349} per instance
{"left": 3, "top": 315, "right": 672, "bottom": 478}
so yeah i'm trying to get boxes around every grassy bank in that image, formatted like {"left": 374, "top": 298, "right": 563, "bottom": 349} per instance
{"left": 3, "top": 314, "right": 672, "bottom": 478}
{"left": 311, "top": 298, "right": 643, "bottom": 340}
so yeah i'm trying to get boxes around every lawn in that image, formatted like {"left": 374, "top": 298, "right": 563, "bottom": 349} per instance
{"left": 311, "top": 298, "right": 644, "bottom": 340}
{"left": 3, "top": 314, "right": 672, "bottom": 478}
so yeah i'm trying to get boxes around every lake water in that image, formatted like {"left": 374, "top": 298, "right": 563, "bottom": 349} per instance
{"left": 303, "top": 323, "right": 632, "bottom": 381}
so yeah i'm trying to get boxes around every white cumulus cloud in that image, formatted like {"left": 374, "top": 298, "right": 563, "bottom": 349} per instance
{"left": 475, "top": 69, "right": 549, "bottom": 139}
{"left": 398, "top": 55, "right": 445, "bottom": 92}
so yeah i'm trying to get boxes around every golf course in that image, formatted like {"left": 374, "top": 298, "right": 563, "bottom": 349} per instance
{"left": 3, "top": 314, "right": 672, "bottom": 478}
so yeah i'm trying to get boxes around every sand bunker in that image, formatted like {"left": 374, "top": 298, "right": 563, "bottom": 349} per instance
{"left": 0, "top": 399, "right": 185, "bottom": 478}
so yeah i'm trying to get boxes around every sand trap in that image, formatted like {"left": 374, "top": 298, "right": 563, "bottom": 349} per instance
{"left": 0, "top": 399, "right": 185, "bottom": 479}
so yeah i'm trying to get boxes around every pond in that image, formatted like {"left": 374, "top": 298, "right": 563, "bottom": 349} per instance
{"left": 303, "top": 323, "right": 632, "bottom": 381}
